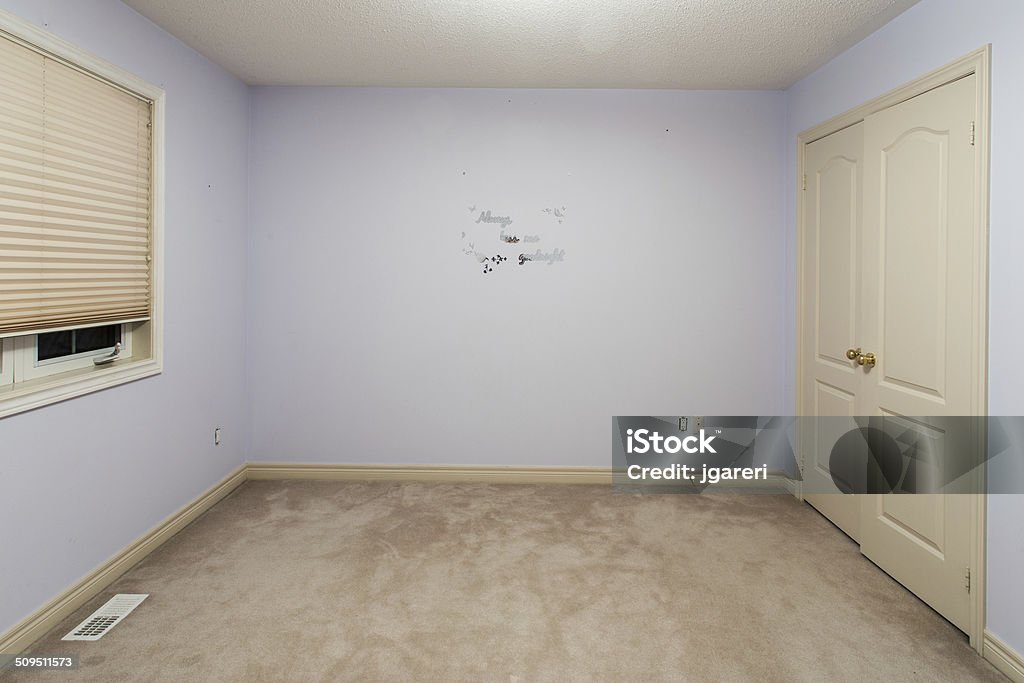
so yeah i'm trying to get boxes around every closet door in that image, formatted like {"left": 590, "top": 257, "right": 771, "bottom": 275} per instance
{"left": 857, "top": 74, "right": 979, "bottom": 633}
{"left": 799, "top": 123, "right": 864, "bottom": 541}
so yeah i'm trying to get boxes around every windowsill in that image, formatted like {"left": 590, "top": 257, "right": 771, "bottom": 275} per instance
{"left": 0, "top": 357, "right": 161, "bottom": 419}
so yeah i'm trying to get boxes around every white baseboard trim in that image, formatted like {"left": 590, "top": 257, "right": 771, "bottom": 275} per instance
{"left": 244, "top": 464, "right": 799, "bottom": 490}
{"left": 0, "top": 464, "right": 247, "bottom": 656}
{"left": 699, "top": 473, "right": 795, "bottom": 493}
{"left": 245, "top": 462, "right": 612, "bottom": 485}
{"left": 779, "top": 476, "right": 798, "bottom": 496}
{"left": 984, "top": 630, "right": 1024, "bottom": 682}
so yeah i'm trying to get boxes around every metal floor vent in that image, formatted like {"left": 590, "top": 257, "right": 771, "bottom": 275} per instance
{"left": 61, "top": 594, "right": 148, "bottom": 641}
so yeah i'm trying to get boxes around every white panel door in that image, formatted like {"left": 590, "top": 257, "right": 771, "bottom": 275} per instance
{"left": 800, "top": 123, "right": 864, "bottom": 541}
{"left": 858, "top": 74, "right": 979, "bottom": 633}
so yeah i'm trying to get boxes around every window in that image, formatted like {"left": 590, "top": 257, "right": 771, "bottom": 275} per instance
{"left": 0, "top": 15, "right": 163, "bottom": 418}
{"left": 11, "top": 323, "right": 132, "bottom": 382}
{"left": 38, "top": 325, "right": 122, "bottom": 363}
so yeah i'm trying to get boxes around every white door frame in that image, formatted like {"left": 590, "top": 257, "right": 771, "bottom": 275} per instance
{"left": 795, "top": 46, "right": 991, "bottom": 653}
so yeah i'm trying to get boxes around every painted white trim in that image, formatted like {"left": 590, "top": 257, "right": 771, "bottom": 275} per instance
{"left": 0, "top": 358, "right": 161, "bottom": 419}
{"left": 0, "top": 9, "right": 165, "bottom": 419}
{"left": 794, "top": 46, "right": 991, "bottom": 653}
{"left": 0, "top": 465, "right": 246, "bottom": 656}
{"left": 0, "top": 337, "right": 12, "bottom": 388}
{"left": 149, "top": 77, "right": 166, "bottom": 382}
{"left": 246, "top": 462, "right": 612, "bottom": 485}
{"left": 797, "top": 46, "right": 990, "bottom": 146}
{"left": 14, "top": 323, "right": 134, "bottom": 380}
{"left": 779, "top": 476, "right": 798, "bottom": 496}
{"left": 984, "top": 631, "right": 1024, "bottom": 683}
{"left": 679, "top": 473, "right": 795, "bottom": 493}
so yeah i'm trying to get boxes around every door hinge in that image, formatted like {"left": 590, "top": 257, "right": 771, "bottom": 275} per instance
{"left": 969, "top": 121, "right": 976, "bottom": 146}
{"left": 965, "top": 567, "right": 972, "bottom": 593}
{"left": 802, "top": 174, "right": 807, "bottom": 191}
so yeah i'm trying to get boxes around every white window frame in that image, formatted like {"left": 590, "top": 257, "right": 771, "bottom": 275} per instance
{"left": 12, "top": 324, "right": 134, "bottom": 382}
{"left": 0, "top": 338, "right": 13, "bottom": 389}
{"left": 0, "top": 9, "right": 164, "bottom": 419}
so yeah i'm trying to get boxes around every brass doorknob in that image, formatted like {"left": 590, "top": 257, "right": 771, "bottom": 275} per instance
{"left": 846, "top": 348, "right": 877, "bottom": 367}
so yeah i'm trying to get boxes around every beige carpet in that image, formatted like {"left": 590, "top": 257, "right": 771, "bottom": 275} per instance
{"left": 7, "top": 481, "right": 1005, "bottom": 682}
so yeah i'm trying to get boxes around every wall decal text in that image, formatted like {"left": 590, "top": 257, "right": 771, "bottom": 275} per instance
{"left": 475, "top": 210, "right": 513, "bottom": 228}
{"left": 461, "top": 204, "right": 568, "bottom": 275}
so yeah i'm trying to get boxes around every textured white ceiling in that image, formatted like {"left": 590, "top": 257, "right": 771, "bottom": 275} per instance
{"left": 121, "top": 0, "right": 920, "bottom": 89}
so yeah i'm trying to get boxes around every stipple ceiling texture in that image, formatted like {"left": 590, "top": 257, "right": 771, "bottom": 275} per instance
{"left": 122, "top": 0, "right": 920, "bottom": 89}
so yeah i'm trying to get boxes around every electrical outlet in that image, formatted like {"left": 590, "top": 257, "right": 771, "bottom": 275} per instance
{"left": 214, "top": 427, "right": 222, "bottom": 446}
{"left": 678, "top": 417, "right": 688, "bottom": 431}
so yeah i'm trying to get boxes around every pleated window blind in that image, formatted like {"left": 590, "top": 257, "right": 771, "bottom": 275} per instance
{"left": 0, "top": 32, "right": 152, "bottom": 339}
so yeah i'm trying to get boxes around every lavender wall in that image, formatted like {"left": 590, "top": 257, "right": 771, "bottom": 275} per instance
{"left": 246, "top": 87, "right": 788, "bottom": 468}
{"left": 783, "top": 0, "right": 1024, "bottom": 654}
{"left": 0, "top": 0, "right": 249, "bottom": 637}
